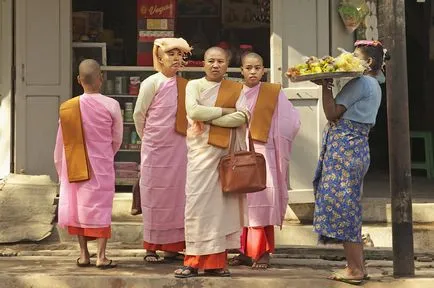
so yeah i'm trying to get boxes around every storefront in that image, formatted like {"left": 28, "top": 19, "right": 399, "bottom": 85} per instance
{"left": 0, "top": 0, "right": 355, "bottom": 201}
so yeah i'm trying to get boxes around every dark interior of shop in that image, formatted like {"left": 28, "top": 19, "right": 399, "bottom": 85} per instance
{"left": 368, "top": 0, "right": 431, "bottom": 177}
{"left": 72, "top": 0, "right": 270, "bottom": 68}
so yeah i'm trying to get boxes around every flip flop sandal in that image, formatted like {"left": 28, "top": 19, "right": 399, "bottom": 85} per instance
{"left": 144, "top": 253, "right": 164, "bottom": 264}
{"left": 76, "top": 258, "right": 92, "bottom": 267}
{"left": 228, "top": 255, "right": 252, "bottom": 267}
{"left": 96, "top": 260, "right": 117, "bottom": 270}
{"left": 344, "top": 264, "right": 370, "bottom": 280}
{"left": 203, "top": 269, "right": 231, "bottom": 277}
{"left": 174, "top": 266, "right": 199, "bottom": 278}
{"left": 329, "top": 272, "right": 363, "bottom": 285}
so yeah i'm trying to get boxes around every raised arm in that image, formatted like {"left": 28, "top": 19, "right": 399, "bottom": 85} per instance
{"left": 133, "top": 79, "right": 156, "bottom": 139}
{"left": 185, "top": 81, "right": 224, "bottom": 121}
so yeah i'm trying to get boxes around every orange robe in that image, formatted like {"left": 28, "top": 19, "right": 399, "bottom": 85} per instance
{"left": 68, "top": 226, "right": 111, "bottom": 240}
{"left": 240, "top": 226, "right": 275, "bottom": 261}
{"left": 184, "top": 252, "right": 228, "bottom": 270}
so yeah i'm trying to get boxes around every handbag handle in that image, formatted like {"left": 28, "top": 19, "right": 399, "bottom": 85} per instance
{"left": 228, "top": 130, "right": 255, "bottom": 154}
{"left": 228, "top": 110, "right": 255, "bottom": 156}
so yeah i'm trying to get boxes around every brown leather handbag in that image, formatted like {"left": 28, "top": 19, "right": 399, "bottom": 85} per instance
{"left": 218, "top": 130, "right": 266, "bottom": 194}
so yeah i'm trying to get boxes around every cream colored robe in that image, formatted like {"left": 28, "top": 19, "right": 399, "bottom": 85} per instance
{"left": 184, "top": 77, "right": 248, "bottom": 255}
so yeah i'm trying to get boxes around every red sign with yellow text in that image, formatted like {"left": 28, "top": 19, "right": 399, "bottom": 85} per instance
{"left": 137, "top": 0, "right": 176, "bottom": 19}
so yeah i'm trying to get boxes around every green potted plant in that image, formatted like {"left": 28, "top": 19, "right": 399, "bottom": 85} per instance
{"left": 338, "top": 0, "right": 369, "bottom": 32}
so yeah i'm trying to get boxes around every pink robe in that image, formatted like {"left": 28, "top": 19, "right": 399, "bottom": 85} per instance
{"left": 54, "top": 93, "right": 123, "bottom": 228}
{"left": 139, "top": 77, "right": 187, "bottom": 245}
{"left": 244, "top": 83, "right": 300, "bottom": 227}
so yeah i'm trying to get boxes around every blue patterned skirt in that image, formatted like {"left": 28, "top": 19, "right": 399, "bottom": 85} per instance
{"left": 313, "top": 119, "right": 370, "bottom": 243}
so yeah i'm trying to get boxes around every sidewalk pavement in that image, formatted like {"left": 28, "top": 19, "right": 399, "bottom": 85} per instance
{"left": 1, "top": 244, "right": 434, "bottom": 288}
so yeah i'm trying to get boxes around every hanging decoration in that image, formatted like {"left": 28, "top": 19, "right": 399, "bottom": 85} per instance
{"left": 338, "top": 0, "right": 369, "bottom": 33}
{"left": 253, "top": 0, "right": 270, "bottom": 24}
{"left": 356, "top": 0, "right": 379, "bottom": 40}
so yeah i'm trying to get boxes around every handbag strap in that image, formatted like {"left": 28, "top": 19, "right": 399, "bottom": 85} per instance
{"left": 228, "top": 122, "right": 256, "bottom": 155}
{"left": 241, "top": 110, "right": 256, "bottom": 153}
{"left": 229, "top": 128, "right": 237, "bottom": 154}
{"left": 247, "top": 131, "right": 255, "bottom": 152}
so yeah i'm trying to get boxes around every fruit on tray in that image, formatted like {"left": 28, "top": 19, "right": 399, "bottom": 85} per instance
{"left": 286, "top": 51, "right": 368, "bottom": 78}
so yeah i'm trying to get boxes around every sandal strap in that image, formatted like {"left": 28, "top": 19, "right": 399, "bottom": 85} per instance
{"left": 144, "top": 254, "right": 160, "bottom": 259}
{"left": 177, "top": 266, "right": 198, "bottom": 273}
{"left": 204, "top": 268, "right": 231, "bottom": 276}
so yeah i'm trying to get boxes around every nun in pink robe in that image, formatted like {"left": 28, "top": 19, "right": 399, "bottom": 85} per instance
{"left": 133, "top": 38, "right": 192, "bottom": 262}
{"left": 54, "top": 93, "right": 123, "bottom": 238}
{"left": 240, "top": 82, "right": 300, "bottom": 265}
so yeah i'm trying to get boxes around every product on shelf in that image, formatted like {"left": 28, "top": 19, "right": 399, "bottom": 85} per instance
{"left": 122, "top": 126, "right": 132, "bottom": 149}
{"left": 115, "top": 161, "right": 140, "bottom": 186}
{"left": 115, "top": 169, "right": 140, "bottom": 178}
{"left": 129, "top": 144, "right": 141, "bottom": 150}
{"left": 105, "top": 79, "right": 114, "bottom": 94}
{"left": 129, "top": 76, "right": 141, "bottom": 95}
{"left": 130, "top": 131, "right": 138, "bottom": 144}
{"left": 124, "top": 102, "right": 134, "bottom": 122}
{"left": 115, "top": 76, "right": 128, "bottom": 94}
{"left": 115, "top": 162, "right": 139, "bottom": 170}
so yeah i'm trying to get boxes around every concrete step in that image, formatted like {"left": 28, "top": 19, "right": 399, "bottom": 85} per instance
{"left": 112, "top": 193, "right": 142, "bottom": 222}
{"left": 287, "top": 197, "right": 434, "bottom": 223}
{"left": 56, "top": 221, "right": 434, "bottom": 250}
{"left": 274, "top": 222, "right": 434, "bottom": 251}
{"left": 112, "top": 193, "right": 434, "bottom": 224}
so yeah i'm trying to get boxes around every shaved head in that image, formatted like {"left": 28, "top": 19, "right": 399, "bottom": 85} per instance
{"left": 204, "top": 47, "right": 229, "bottom": 61}
{"left": 203, "top": 46, "right": 229, "bottom": 82}
{"left": 78, "top": 59, "right": 101, "bottom": 85}
{"left": 241, "top": 52, "right": 263, "bottom": 66}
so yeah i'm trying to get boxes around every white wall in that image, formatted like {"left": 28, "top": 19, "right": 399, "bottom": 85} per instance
{"left": 271, "top": 0, "right": 355, "bottom": 203}
{"left": 14, "top": 0, "right": 71, "bottom": 181}
{"left": 0, "top": 0, "right": 12, "bottom": 178}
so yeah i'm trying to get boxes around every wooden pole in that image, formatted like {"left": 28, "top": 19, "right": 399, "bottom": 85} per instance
{"left": 379, "top": 0, "right": 415, "bottom": 277}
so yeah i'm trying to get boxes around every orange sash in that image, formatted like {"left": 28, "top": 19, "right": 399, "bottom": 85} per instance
{"left": 208, "top": 80, "right": 243, "bottom": 148}
{"left": 175, "top": 76, "right": 189, "bottom": 136}
{"left": 59, "top": 96, "right": 90, "bottom": 182}
{"left": 250, "top": 83, "right": 281, "bottom": 143}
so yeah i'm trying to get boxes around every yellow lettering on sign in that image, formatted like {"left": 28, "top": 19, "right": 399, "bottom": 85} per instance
{"left": 148, "top": 4, "right": 172, "bottom": 16}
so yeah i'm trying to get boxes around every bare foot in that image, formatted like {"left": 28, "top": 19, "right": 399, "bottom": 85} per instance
{"left": 328, "top": 267, "right": 364, "bottom": 283}
{"left": 77, "top": 251, "right": 90, "bottom": 265}
{"left": 96, "top": 258, "right": 117, "bottom": 269}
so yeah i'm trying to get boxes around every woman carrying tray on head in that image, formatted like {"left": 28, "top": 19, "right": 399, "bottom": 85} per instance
{"left": 312, "top": 40, "right": 389, "bottom": 285}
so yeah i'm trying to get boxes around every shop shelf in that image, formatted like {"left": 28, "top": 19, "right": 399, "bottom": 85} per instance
{"left": 106, "top": 94, "right": 138, "bottom": 98}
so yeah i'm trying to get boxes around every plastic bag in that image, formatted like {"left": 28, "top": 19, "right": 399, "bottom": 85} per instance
{"left": 338, "top": 0, "right": 369, "bottom": 33}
